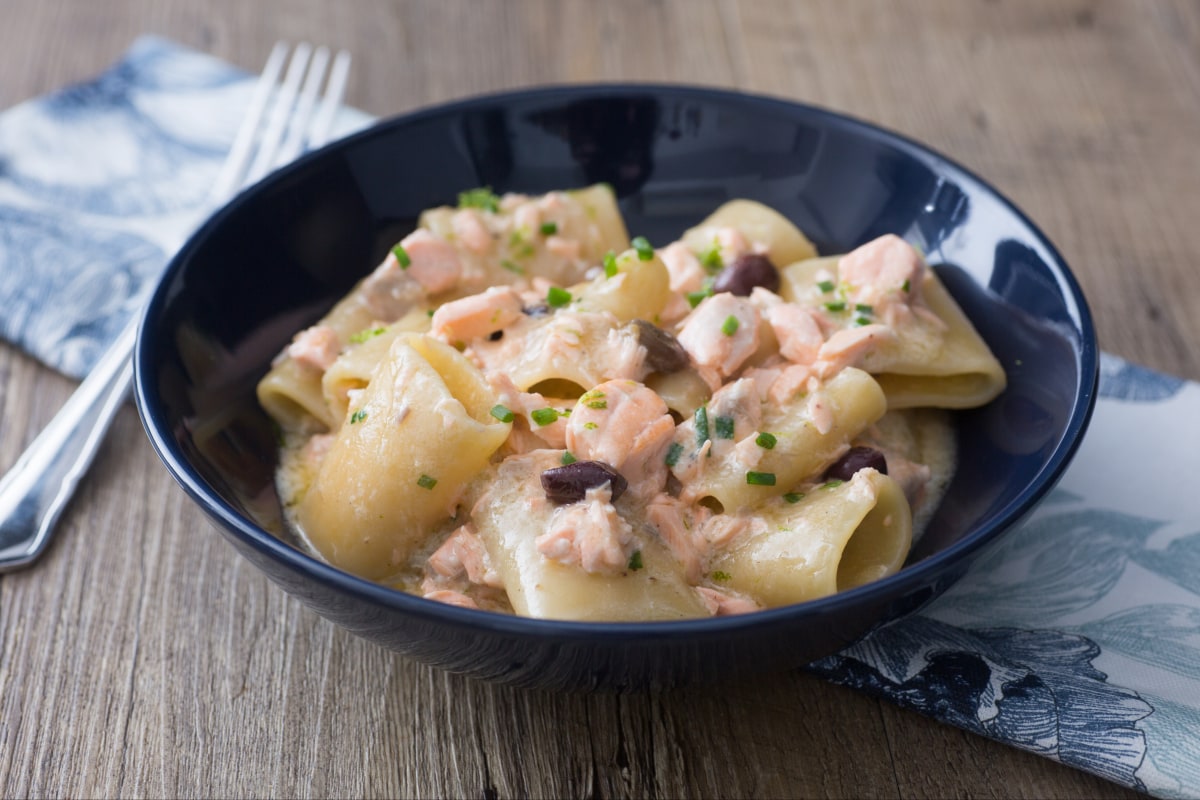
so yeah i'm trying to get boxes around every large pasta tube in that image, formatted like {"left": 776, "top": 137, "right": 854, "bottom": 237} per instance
{"left": 296, "top": 334, "right": 511, "bottom": 580}
{"left": 710, "top": 469, "right": 912, "bottom": 605}
{"left": 683, "top": 199, "right": 819, "bottom": 267}
{"left": 258, "top": 357, "right": 339, "bottom": 433}
{"left": 472, "top": 451, "right": 709, "bottom": 621}
{"left": 780, "top": 257, "right": 1006, "bottom": 409}
{"left": 420, "top": 184, "right": 630, "bottom": 289}
{"left": 572, "top": 248, "right": 671, "bottom": 322}
{"left": 675, "top": 367, "right": 888, "bottom": 512}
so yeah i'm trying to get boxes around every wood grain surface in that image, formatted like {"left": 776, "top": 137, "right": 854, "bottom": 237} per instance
{"left": 1, "top": 1, "right": 1196, "bottom": 797}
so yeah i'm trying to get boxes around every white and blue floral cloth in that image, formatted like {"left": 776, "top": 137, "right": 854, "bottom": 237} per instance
{"left": 3, "top": 36, "right": 1198, "bottom": 798}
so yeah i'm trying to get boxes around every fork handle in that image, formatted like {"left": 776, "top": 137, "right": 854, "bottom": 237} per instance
{"left": 0, "top": 317, "right": 137, "bottom": 571}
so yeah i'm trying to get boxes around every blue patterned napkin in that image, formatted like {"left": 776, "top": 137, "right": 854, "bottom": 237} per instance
{"left": 4, "top": 36, "right": 1198, "bottom": 798}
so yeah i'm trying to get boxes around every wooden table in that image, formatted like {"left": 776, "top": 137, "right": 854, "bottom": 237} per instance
{"left": 1, "top": 1, "right": 1195, "bottom": 797}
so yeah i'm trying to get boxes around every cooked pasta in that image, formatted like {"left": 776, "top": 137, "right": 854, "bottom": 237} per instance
{"left": 261, "top": 187, "right": 1006, "bottom": 621}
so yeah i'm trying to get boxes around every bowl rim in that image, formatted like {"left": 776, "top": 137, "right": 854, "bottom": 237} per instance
{"left": 135, "top": 82, "right": 1100, "bottom": 641}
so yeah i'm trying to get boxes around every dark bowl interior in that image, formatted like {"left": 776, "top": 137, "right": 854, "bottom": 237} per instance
{"left": 135, "top": 85, "right": 1097, "bottom": 692}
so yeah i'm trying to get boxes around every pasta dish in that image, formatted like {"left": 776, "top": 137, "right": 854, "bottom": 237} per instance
{"left": 258, "top": 185, "right": 1006, "bottom": 620}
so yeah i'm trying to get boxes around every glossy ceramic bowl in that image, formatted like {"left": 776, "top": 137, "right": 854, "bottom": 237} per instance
{"left": 134, "top": 85, "right": 1097, "bottom": 692}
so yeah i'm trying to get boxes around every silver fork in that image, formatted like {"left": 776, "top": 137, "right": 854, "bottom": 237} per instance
{"left": 0, "top": 42, "right": 351, "bottom": 572}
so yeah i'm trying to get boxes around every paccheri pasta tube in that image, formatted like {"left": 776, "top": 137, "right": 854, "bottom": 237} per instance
{"left": 263, "top": 188, "right": 1005, "bottom": 620}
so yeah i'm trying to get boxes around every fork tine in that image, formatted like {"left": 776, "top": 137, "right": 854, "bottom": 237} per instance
{"left": 208, "top": 41, "right": 288, "bottom": 203}
{"left": 307, "top": 49, "right": 352, "bottom": 150}
{"left": 245, "top": 42, "right": 313, "bottom": 184}
{"left": 273, "top": 45, "right": 331, "bottom": 168}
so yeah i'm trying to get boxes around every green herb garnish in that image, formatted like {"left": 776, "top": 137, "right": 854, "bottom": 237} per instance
{"left": 631, "top": 236, "right": 654, "bottom": 261}
{"left": 783, "top": 492, "right": 805, "bottom": 503}
{"left": 824, "top": 301, "right": 846, "bottom": 312}
{"left": 817, "top": 279, "right": 836, "bottom": 293}
{"left": 457, "top": 186, "right": 500, "bottom": 212}
{"left": 710, "top": 570, "right": 732, "bottom": 583}
{"left": 714, "top": 415, "right": 735, "bottom": 440}
{"left": 490, "top": 404, "right": 515, "bottom": 423}
{"left": 349, "top": 326, "right": 387, "bottom": 344}
{"left": 530, "top": 408, "right": 559, "bottom": 426}
{"left": 546, "top": 286, "right": 572, "bottom": 308}
{"left": 603, "top": 251, "right": 618, "bottom": 278}
{"left": 392, "top": 244, "right": 411, "bottom": 269}
{"left": 720, "top": 315, "right": 740, "bottom": 336}
{"left": 755, "top": 432, "right": 777, "bottom": 449}
{"left": 540, "top": 221, "right": 558, "bottom": 236}
{"left": 901, "top": 278, "right": 911, "bottom": 293}
{"left": 699, "top": 243, "right": 723, "bottom": 272}
{"left": 746, "top": 471, "right": 777, "bottom": 486}
{"left": 417, "top": 474, "right": 438, "bottom": 490}
{"left": 349, "top": 410, "right": 367, "bottom": 424}
{"left": 665, "top": 442, "right": 684, "bottom": 467}
{"left": 500, "top": 259, "right": 525, "bottom": 275}
{"left": 627, "top": 550, "right": 644, "bottom": 571}
{"left": 561, "top": 451, "right": 577, "bottom": 465}
{"left": 822, "top": 479, "right": 844, "bottom": 490}
{"left": 686, "top": 288, "right": 712, "bottom": 308}
{"left": 694, "top": 406, "right": 710, "bottom": 448}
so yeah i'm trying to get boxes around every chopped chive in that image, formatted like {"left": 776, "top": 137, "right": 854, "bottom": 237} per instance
{"left": 350, "top": 326, "right": 387, "bottom": 344}
{"left": 392, "top": 244, "right": 411, "bottom": 269}
{"left": 665, "top": 441, "right": 684, "bottom": 467}
{"left": 822, "top": 479, "right": 844, "bottom": 490}
{"left": 746, "top": 471, "right": 777, "bottom": 486}
{"left": 603, "top": 251, "right": 618, "bottom": 278}
{"left": 531, "top": 408, "right": 559, "bottom": 426}
{"left": 824, "top": 301, "right": 846, "bottom": 312}
{"left": 631, "top": 236, "right": 654, "bottom": 260}
{"left": 901, "top": 278, "right": 911, "bottom": 293}
{"left": 627, "top": 550, "right": 644, "bottom": 571}
{"left": 686, "top": 289, "right": 712, "bottom": 308}
{"left": 720, "top": 315, "right": 740, "bottom": 336}
{"left": 699, "top": 244, "right": 723, "bottom": 272}
{"left": 426, "top": 308, "right": 435, "bottom": 317}
{"left": 540, "top": 221, "right": 558, "bottom": 236}
{"left": 490, "top": 404, "right": 515, "bottom": 423}
{"left": 710, "top": 570, "right": 732, "bottom": 583}
{"left": 546, "top": 286, "right": 572, "bottom": 307}
{"left": 714, "top": 415, "right": 735, "bottom": 440}
{"left": 755, "top": 432, "right": 777, "bottom": 449}
{"left": 458, "top": 186, "right": 499, "bottom": 212}
{"left": 561, "top": 451, "right": 577, "bottom": 465}
{"left": 500, "top": 259, "right": 525, "bottom": 275}
{"left": 854, "top": 316, "right": 872, "bottom": 326}
{"left": 349, "top": 409, "right": 368, "bottom": 424}
{"left": 583, "top": 421, "right": 598, "bottom": 430}
{"left": 817, "top": 279, "right": 836, "bottom": 293}
{"left": 783, "top": 491, "right": 805, "bottom": 503}
{"left": 855, "top": 303, "right": 874, "bottom": 314}
{"left": 417, "top": 474, "right": 438, "bottom": 490}
{"left": 694, "top": 406, "right": 710, "bottom": 448}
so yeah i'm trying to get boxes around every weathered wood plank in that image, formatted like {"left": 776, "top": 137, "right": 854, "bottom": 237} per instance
{"left": 1, "top": 1, "right": 1190, "bottom": 797}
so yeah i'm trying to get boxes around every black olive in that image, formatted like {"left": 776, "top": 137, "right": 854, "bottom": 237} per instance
{"left": 488, "top": 330, "right": 504, "bottom": 341}
{"left": 630, "top": 319, "right": 689, "bottom": 373}
{"left": 541, "top": 460, "right": 628, "bottom": 504}
{"left": 824, "top": 446, "right": 888, "bottom": 482}
{"left": 713, "top": 253, "right": 780, "bottom": 296}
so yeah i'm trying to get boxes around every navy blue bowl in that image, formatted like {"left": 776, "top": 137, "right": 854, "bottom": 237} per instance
{"left": 134, "top": 85, "right": 1097, "bottom": 692}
